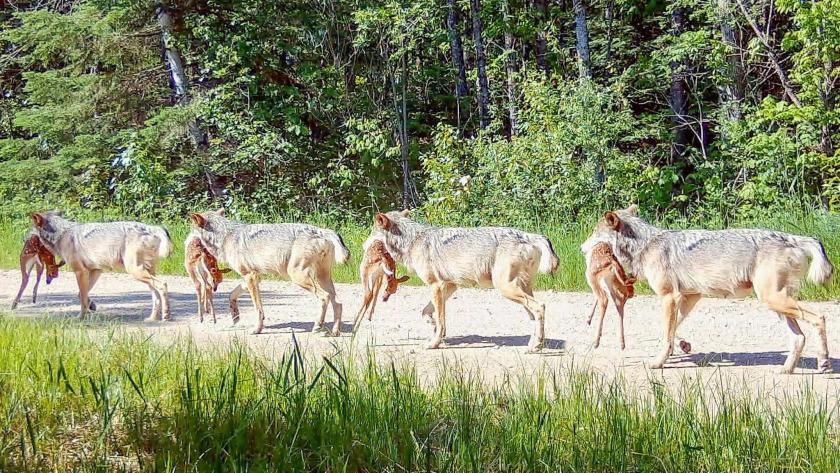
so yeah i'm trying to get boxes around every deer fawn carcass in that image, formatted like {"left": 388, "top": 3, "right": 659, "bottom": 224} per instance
{"left": 352, "top": 238, "right": 409, "bottom": 332}
{"left": 185, "top": 235, "right": 231, "bottom": 323}
{"left": 11, "top": 233, "right": 65, "bottom": 310}
{"left": 584, "top": 242, "right": 636, "bottom": 350}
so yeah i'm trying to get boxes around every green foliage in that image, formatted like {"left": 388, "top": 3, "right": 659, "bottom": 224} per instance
{"left": 423, "top": 80, "right": 641, "bottom": 224}
{"left": 0, "top": 0, "right": 837, "bottom": 222}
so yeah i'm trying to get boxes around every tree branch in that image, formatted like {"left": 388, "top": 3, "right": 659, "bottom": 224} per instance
{"left": 735, "top": 0, "right": 801, "bottom": 107}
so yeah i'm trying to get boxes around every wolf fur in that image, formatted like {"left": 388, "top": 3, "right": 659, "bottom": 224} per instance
{"left": 583, "top": 204, "right": 834, "bottom": 373}
{"left": 189, "top": 209, "right": 350, "bottom": 335}
{"left": 368, "top": 210, "right": 559, "bottom": 351}
{"left": 30, "top": 211, "right": 174, "bottom": 320}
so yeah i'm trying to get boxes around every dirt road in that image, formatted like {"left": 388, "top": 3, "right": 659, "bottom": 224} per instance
{"left": 3, "top": 269, "right": 840, "bottom": 394}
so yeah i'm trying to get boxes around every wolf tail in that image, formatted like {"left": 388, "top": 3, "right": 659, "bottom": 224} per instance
{"left": 156, "top": 227, "right": 174, "bottom": 259}
{"left": 798, "top": 236, "right": 834, "bottom": 285}
{"left": 325, "top": 230, "right": 351, "bottom": 264}
{"left": 533, "top": 235, "right": 560, "bottom": 274}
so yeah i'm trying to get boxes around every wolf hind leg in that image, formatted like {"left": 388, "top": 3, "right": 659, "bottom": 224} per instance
{"left": 497, "top": 281, "right": 545, "bottom": 353}
{"left": 315, "top": 271, "right": 342, "bottom": 336}
{"left": 755, "top": 267, "right": 830, "bottom": 373}
{"left": 289, "top": 267, "right": 330, "bottom": 334}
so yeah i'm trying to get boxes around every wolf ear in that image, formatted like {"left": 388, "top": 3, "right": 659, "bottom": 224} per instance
{"left": 626, "top": 204, "right": 639, "bottom": 216}
{"left": 396, "top": 275, "right": 410, "bottom": 284}
{"left": 216, "top": 208, "right": 225, "bottom": 216}
{"left": 399, "top": 209, "right": 410, "bottom": 217}
{"left": 30, "top": 212, "right": 45, "bottom": 227}
{"left": 190, "top": 213, "right": 207, "bottom": 228}
{"left": 604, "top": 211, "right": 622, "bottom": 230}
{"left": 374, "top": 212, "right": 391, "bottom": 230}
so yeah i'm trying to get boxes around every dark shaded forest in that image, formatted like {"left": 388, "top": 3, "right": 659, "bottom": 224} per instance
{"left": 1, "top": 0, "right": 838, "bottom": 224}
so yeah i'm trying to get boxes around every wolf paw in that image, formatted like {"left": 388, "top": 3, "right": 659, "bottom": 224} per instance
{"left": 526, "top": 340, "right": 545, "bottom": 354}
{"left": 818, "top": 359, "right": 833, "bottom": 374}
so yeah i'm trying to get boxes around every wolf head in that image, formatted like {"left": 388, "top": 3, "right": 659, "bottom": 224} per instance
{"left": 581, "top": 205, "right": 640, "bottom": 250}
{"left": 190, "top": 208, "right": 229, "bottom": 252}
{"left": 581, "top": 204, "right": 654, "bottom": 271}
{"left": 369, "top": 210, "right": 414, "bottom": 260}
{"left": 29, "top": 211, "right": 70, "bottom": 252}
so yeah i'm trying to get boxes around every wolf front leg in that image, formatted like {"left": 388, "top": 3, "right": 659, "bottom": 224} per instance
{"left": 243, "top": 273, "right": 265, "bottom": 334}
{"left": 650, "top": 294, "right": 678, "bottom": 369}
{"left": 75, "top": 269, "right": 92, "bottom": 319}
{"left": 424, "top": 283, "right": 448, "bottom": 349}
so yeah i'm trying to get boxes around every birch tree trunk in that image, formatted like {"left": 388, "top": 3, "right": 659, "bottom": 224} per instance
{"left": 157, "top": 2, "right": 224, "bottom": 200}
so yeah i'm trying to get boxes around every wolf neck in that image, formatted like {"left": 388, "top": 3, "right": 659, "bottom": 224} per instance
{"left": 618, "top": 218, "right": 661, "bottom": 277}
{"left": 40, "top": 217, "right": 74, "bottom": 256}
{"left": 388, "top": 219, "right": 429, "bottom": 271}
{"left": 203, "top": 218, "right": 242, "bottom": 260}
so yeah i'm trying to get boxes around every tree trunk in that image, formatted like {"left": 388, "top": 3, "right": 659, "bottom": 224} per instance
{"left": 504, "top": 30, "right": 518, "bottom": 137}
{"left": 819, "top": 30, "right": 835, "bottom": 157}
{"left": 572, "top": 0, "right": 592, "bottom": 79}
{"left": 388, "top": 47, "right": 413, "bottom": 209}
{"left": 669, "top": 6, "right": 692, "bottom": 174}
{"left": 717, "top": 0, "right": 744, "bottom": 121}
{"left": 157, "top": 2, "right": 222, "bottom": 200}
{"left": 446, "top": 0, "right": 469, "bottom": 132}
{"left": 534, "top": 0, "right": 549, "bottom": 76}
{"left": 156, "top": 3, "right": 206, "bottom": 150}
{"left": 471, "top": 0, "right": 491, "bottom": 130}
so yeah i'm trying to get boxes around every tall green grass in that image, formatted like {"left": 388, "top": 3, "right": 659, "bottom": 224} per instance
{"left": 1, "top": 211, "right": 838, "bottom": 299}
{"left": 0, "top": 317, "right": 837, "bottom": 471}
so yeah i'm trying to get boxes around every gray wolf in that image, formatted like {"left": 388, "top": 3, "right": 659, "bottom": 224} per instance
{"left": 30, "top": 212, "right": 174, "bottom": 320}
{"left": 583, "top": 205, "right": 834, "bottom": 373}
{"left": 189, "top": 209, "right": 350, "bottom": 335}
{"left": 351, "top": 237, "right": 410, "bottom": 333}
{"left": 11, "top": 233, "right": 65, "bottom": 310}
{"left": 367, "top": 210, "right": 559, "bottom": 351}
{"left": 185, "top": 234, "right": 231, "bottom": 323}
{"left": 584, "top": 241, "right": 636, "bottom": 350}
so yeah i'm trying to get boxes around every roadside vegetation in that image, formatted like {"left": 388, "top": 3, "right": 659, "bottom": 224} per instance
{"left": 0, "top": 317, "right": 837, "bottom": 472}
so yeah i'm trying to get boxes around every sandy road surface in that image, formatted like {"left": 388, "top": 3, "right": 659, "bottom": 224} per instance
{"left": 3, "top": 269, "right": 840, "bottom": 394}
